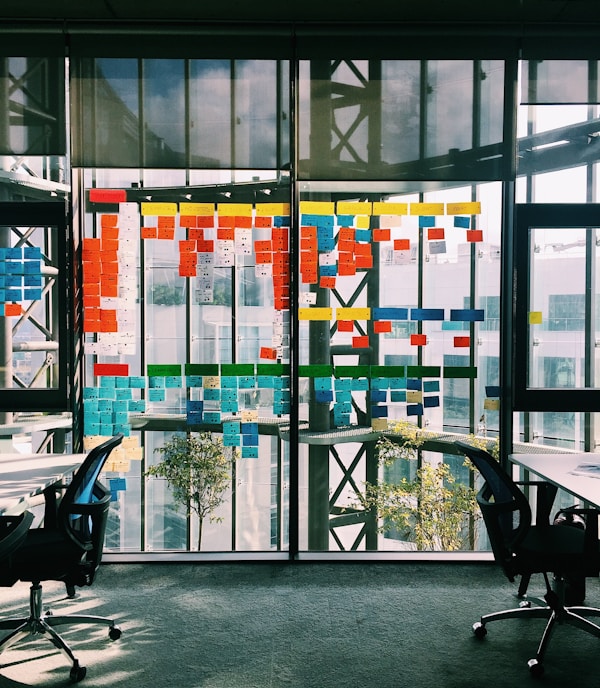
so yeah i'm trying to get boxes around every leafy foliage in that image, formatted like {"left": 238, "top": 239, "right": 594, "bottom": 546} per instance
{"left": 360, "top": 421, "right": 480, "bottom": 551}
{"left": 145, "top": 432, "right": 236, "bottom": 550}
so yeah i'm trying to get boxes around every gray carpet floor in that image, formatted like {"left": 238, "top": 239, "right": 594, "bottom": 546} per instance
{"left": 0, "top": 562, "right": 599, "bottom": 688}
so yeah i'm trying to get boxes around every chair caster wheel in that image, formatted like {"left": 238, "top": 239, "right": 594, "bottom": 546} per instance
{"left": 519, "top": 599, "right": 531, "bottom": 608}
{"left": 473, "top": 621, "right": 487, "bottom": 639}
{"left": 109, "top": 625, "right": 122, "bottom": 640}
{"left": 528, "top": 658, "right": 544, "bottom": 678}
{"left": 70, "top": 662, "right": 87, "bottom": 682}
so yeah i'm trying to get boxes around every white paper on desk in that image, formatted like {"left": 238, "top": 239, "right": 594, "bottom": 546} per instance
{"left": 570, "top": 463, "right": 600, "bottom": 478}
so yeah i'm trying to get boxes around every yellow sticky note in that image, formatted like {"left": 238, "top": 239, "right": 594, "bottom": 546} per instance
{"left": 406, "top": 390, "right": 423, "bottom": 403}
{"left": 336, "top": 307, "right": 371, "bottom": 321}
{"left": 355, "top": 215, "right": 371, "bottom": 229}
{"left": 204, "top": 376, "right": 221, "bottom": 389}
{"left": 298, "top": 307, "right": 333, "bottom": 321}
{"left": 446, "top": 202, "right": 482, "bottom": 215}
{"left": 141, "top": 202, "right": 178, "bottom": 216}
{"left": 180, "top": 202, "right": 215, "bottom": 216}
{"left": 372, "top": 202, "right": 408, "bottom": 216}
{"left": 529, "top": 311, "right": 543, "bottom": 325}
{"left": 409, "top": 203, "right": 445, "bottom": 216}
{"left": 256, "top": 203, "right": 290, "bottom": 217}
{"left": 217, "top": 203, "right": 253, "bottom": 217}
{"left": 242, "top": 409, "right": 259, "bottom": 422}
{"left": 372, "top": 418, "right": 389, "bottom": 431}
{"left": 336, "top": 201, "right": 372, "bottom": 216}
{"left": 121, "top": 436, "right": 140, "bottom": 449}
{"left": 300, "top": 201, "right": 335, "bottom": 215}
{"left": 484, "top": 398, "right": 501, "bottom": 411}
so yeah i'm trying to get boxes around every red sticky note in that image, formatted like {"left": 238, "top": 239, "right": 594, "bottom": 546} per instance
{"left": 337, "top": 239, "right": 355, "bottom": 253}
{"left": 394, "top": 239, "right": 410, "bottom": 251}
{"left": 354, "top": 243, "right": 372, "bottom": 257}
{"left": 256, "top": 252, "right": 272, "bottom": 264}
{"left": 338, "top": 262, "right": 356, "bottom": 276}
{"left": 179, "top": 240, "right": 196, "bottom": 253}
{"left": 338, "top": 320, "right": 354, "bottom": 332}
{"left": 197, "top": 215, "right": 214, "bottom": 228}
{"left": 274, "top": 297, "right": 289, "bottom": 311}
{"left": 179, "top": 264, "right": 197, "bottom": 277}
{"left": 217, "top": 228, "right": 235, "bottom": 241}
{"left": 180, "top": 215, "right": 197, "bottom": 228}
{"left": 352, "top": 335, "right": 370, "bottom": 348}
{"left": 454, "top": 336, "right": 471, "bottom": 347}
{"left": 188, "top": 228, "right": 204, "bottom": 240}
{"left": 235, "top": 216, "right": 252, "bottom": 229}
{"left": 373, "top": 228, "right": 391, "bottom": 242}
{"left": 218, "top": 215, "right": 236, "bottom": 229}
{"left": 338, "top": 227, "right": 355, "bottom": 241}
{"left": 301, "top": 271, "right": 318, "bottom": 284}
{"left": 94, "top": 363, "right": 129, "bottom": 377}
{"left": 374, "top": 321, "right": 392, "bottom": 333}
{"left": 197, "top": 240, "right": 215, "bottom": 252}
{"left": 89, "top": 188, "right": 127, "bottom": 204}
{"left": 428, "top": 227, "right": 445, "bottom": 240}
{"left": 254, "top": 240, "right": 272, "bottom": 253}
{"left": 411, "top": 334, "right": 427, "bottom": 346}
{"left": 467, "top": 229, "right": 484, "bottom": 242}
{"left": 158, "top": 216, "right": 175, "bottom": 229}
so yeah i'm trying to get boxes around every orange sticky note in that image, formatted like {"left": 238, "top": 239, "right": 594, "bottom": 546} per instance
{"left": 102, "top": 226, "right": 119, "bottom": 240}
{"left": 179, "top": 264, "right": 197, "bottom": 277}
{"left": 158, "top": 216, "right": 175, "bottom": 229}
{"left": 338, "top": 239, "right": 355, "bottom": 253}
{"left": 355, "top": 255, "right": 373, "bottom": 269}
{"left": 235, "top": 216, "right": 253, "bottom": 229}
{"left": 301, "top": 271, "right": 318, "bottom": 284}
{"left": 320, "top": 276, "right": 336, "bottom": 289}
{"left": 373, "top": 228, "right": 390, "bottom": 242}
{"left": 354, "top": 243, "right": 372, "bottom": 257}
{"left": 82, "top": 237, "right": 101, "bottom": 251}
{"left": 467, "top": 229, "right": 484, "bottom": 242}
{"left": 338, "top": 227, "right": 355, "bottom": 241}
{"left": 100, "top": 214, "right": 119, "bottom": 228}
{"left": 197, "top": 216, "right": 214, "bottom": 228}
{"left": 157, "top": 227, "right": 175, "bottom": 240}
{"left": 188, "top": 228, "right": 204, "bottom": 240}
{"left": 101, "top": 238, "right": 119, "bottom": 253}
{"left": 141, "top": 227, "right": 158, "bottom": 239}
{"left": 374, "top": 321, "right": 392, "bottom": 333}
{"left": 394, "top": 239, "right": 410, "bottom": 251}
{"left": 411, "top": 334, "right": 427, "bottom": 346}
{"left": 454, "top": 336, "right": 471, "bottom": 347}
{"left": 254, "top": 240, "right": 272, "bottom": 253}
{"left": 254, "top": 216, "right": 272, "bottom": 229}
{"left": 255, "top": 252, "right": 272, "bottom": 264}
{"left": 338, "top": 262, "right": 356, "bottom": 276}
{"left": 179, "top": 240, "right": 196, "bottom": 253}
{"left": 4, "top": 303, "right": 22, "bottom": 316}
{"left": 217, "top": 228, "right": 235, "bottom": 241}
{"left": 218, "top": 215, "right": 236, "bottom": 229}
{"left": 260, "top": 347, "right": 278, "bottom": 360}
{"left": 352, "top": 335, "right": 369, "bottom": 348}
{"left": 197, "top": 240, "right": 215, "bottom": 252}
{"left": 428, "top": 227, "right": 445, "bottom": 240}
{"left": 301, "top": 226, "right": 317, "bottom": 239}
{"left": 338, "top": 320, "right": 354, "bottom": 332}
{"left": 180, "top": 215, "right": 198, "bottom": 228}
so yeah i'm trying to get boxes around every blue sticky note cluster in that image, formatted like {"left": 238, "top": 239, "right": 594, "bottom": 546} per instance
{"left": 0, "top": 246, "right": 44, "bottom": 304}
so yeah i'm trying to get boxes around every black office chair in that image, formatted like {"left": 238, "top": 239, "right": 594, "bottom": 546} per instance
{"left": 455, "top": 439, "right": 600, "bottom": 677}
{"left": 0, "top": 434, "right": 124, "bottom": 683}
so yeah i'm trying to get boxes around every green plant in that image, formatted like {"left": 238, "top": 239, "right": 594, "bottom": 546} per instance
{"left": 359, "top": 420, "right": 479, "bottom": 551}
{"left": 145, "top": 432, "right": 236, "bottom": 550}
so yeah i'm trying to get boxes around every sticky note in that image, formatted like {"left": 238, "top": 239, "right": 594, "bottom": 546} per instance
{"left": 529, "top": 311, "right": 543, "bottom": 325}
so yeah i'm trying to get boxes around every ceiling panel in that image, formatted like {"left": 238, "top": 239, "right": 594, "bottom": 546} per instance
{"left": 4, "top": 0, "right": 600, "bottom": 24}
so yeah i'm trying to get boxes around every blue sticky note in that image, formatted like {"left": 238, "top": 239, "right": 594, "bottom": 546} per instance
{"left": 242, "top": 434, "right": 259, "bottom": 446}
{"left": 109, "top": 478, "right": 127, "bottom": 491}
{"left": 24, "top": 275, "right": 42, "bottom": 287}
{"left": 335, "top": 401, "right": 352, "bottom": 414}
{"left": 274, "top": 216, "right": 290, "bottom": 227}
{"left": 371, "top": 405, "right": 388, "bottom": 418}
{"left": 454, "top": 216, "right": 471, "bottom": 228}
{"left": 424, "top": 396, "right": 440, "bottom": 408}
{"left": 355, "top": 229, "right": 371, "bottom": 242}
{"left": 423, "top": 380, "right": 440, "bottom": 393}
{"left": 371, "top": 378, "right": 389, "bottom": 390}
{"left": 320, "top": 264, "right": 338, "bottom": 276}
{"left": 371, "top": 390, "right": 387, "bottom": 403}
{"left": 486, "top": 386, "right": 501, "bottom": 397}
{"left": 317, "top": 237, "right": 335, "bottom": 252}
{"left": 23, "top": 260, "right": 41, "bottom": 273}
{"left": 389, "top": 378, "right": 407, "bottom": 389}
{"left": 450, "top": 309, "right": 485, "bottom": 322}
{"left": 407, "top": 403, "right": 424, "bottom": 416}
{"left": 315, "top": 389, "right": 334, "bottom": 403}
{"left": 407, "top": 379, "right": 422, "bottom": 391}
{"left": 336, "top": 215, "right": 354, "bottom": 226}
{"left": 373, "top": 307, "right": 409, "bottom": 320}
{"left": 24, "top": 247, "right": 42, "bottom": 259}
{"left": 411, "top": 308, "right": 445, "bottom": 321}
{"left": 419, "top": 216, "right": 435, "bottom": 228}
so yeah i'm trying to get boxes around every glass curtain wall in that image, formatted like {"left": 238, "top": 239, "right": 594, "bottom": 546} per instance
{"left": 515, "top": 60, "right": 600, "bottom": 454}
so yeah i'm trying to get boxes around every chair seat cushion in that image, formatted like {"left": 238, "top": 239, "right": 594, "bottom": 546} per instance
{"left": 519, "top": 524, "right": 597, "bottom": 576}
{"left": 7, "top": 527, "right": 84, "bottom": 583}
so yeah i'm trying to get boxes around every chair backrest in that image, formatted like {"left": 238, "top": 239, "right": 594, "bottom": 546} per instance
{"left": 454, "top": 440, "right": 532, "bottom": 580}
{"left": 58, "top": 434, "right": 123, "bottom": 583}
{"left": 0, "top": 511, "right": 34, "bottom": 586}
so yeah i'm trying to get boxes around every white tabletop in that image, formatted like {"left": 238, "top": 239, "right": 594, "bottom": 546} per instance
{"left": 510, "top": 453, "right": 600, "bottom": 509}
{"left": 0, "top": 453, "right": 86, "bottom": 515}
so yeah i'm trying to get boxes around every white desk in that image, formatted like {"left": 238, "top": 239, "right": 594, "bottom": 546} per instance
{"left": 510, "top": 453, "right": 600, "bottom": 509}
{"left": 0, "top": 453, "right": 85, "bottom": 515}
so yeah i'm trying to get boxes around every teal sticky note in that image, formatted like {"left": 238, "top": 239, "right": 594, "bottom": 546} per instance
{"left": 128, "top": 376, "right": 146, "bottom": 388}
{"left": 257, "top": 376, "right": 274, "bottom": 388}
{"left": 148, "top": 388, "right": 166, "bottom": 402}
{"left": 242, "top": 446, "right": 259, "bottom": 458}
{"left": 223, "top": 434, "right": 240, "bottom": 446}
{"left": 186, "top": 375, "right": 203, "bottom": 387}
{"left": 203, "top": 411, "right": 221, "bottom": 423}
{"left": 165, "top": 376, "right": 182, "bottom": 388}
{"left": 221, "top": 401, "right": 239, "bottom": 413}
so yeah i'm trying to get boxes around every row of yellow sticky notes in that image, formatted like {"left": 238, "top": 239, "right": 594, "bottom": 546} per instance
{"left": 140, "top": 202, "right": 291, "bottom": 217}
{"left": 300, "top": 201, "right": 482, "bottom": 216}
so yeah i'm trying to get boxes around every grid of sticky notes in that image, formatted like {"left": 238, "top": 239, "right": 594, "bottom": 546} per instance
{"left": 299, "top": 200, "right": 482, "bottom": 286}
{"left": 83, "top": 434, "right": 143, "bottom": 486}
{"left": 140, "top": 201, "right": 291, "bottom": 312}
{"left": 84, "top": 362, "right": 290, "bottom": 458}
{"left": 0, "top": 246, "right": 44, "bottom": 317}
{"left": 82, "top": 203, "right": 139, "bottom": 355}
{"left": 302, "top": 363, "right": 478, "bottom": 425}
